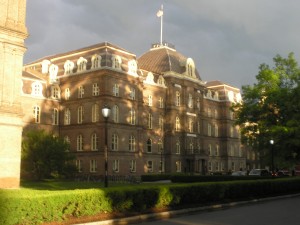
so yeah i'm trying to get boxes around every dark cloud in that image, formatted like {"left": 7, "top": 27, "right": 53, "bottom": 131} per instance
{"left": 25, "top": 0, "right": 300, "bottom": 89}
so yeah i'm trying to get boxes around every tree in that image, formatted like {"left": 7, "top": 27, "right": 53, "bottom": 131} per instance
{"left": 22, "top": 129, "right": 76, "bottom": 180}
{"left": 233, "top": 53, "right": 300, "bottom": 168}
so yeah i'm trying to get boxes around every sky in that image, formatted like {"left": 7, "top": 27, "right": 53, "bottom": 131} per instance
{"left": 24, "top": 0, "right": 300, "bottom": 89}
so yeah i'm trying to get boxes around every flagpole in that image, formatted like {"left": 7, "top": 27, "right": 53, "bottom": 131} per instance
{"left": 160, "top": 5, "right": 163, "bottom": 46}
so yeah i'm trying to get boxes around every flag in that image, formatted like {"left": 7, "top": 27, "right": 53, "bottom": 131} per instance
{"left": 156, "top": 9, "right": 163, "bottom": 17}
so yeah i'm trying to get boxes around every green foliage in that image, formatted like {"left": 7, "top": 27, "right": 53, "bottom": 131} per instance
{"left": 2, "top": 178, "right": 300, "bottom": 224}
{"left": 233, "top": 53, "right": 300, "bottom": 167}
{"left": 22, "top": 129, "right": 76, "bottom": 180}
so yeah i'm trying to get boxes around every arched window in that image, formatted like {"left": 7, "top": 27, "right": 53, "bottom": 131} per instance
{"left": 128, "top": 59, "right": 137, "bottom": 75}
{"left": 176, "top": 91, "right": 180, "bottom": 106}
{"left": 112, "top": 55, "right": 122, "bottom": 70}
{"left": 176, "top": 141, "right": 181, "bottom": 154}
{"left": 188, "top": 94, "right": 193, "bottom": 108}
{"left": 111, "top": 133, "right": 118, "bottom": 151}
{"left": 215, "top": 124, "right": 219, "bottom": 137}
{"left": 188, "top": 119, "right": 193, "bottom": 133}
{"left": 78, "top": 86, "right": 84, "bottom": 98}
{"left": 185, "top": 58, "right": 195, "bottom": 77}
{"left": 77, "top": 106, "right": 83, "bottom": 124}
{"left": 77, "top": 57, "right": 87, "bottom": 72}
{"left": 65, "top": 88, "right": 70, "bottom": 100}
{"left": 41, "top": 60, "right": 50, "bottom": 74}
{"left": 91, "top": 133, "right": 98, "bottom": 151}
{"left": 91, "top": 54, "right": 102, "bottom": 69}
{"left": 49, "top": 64, "right": 58, "bottom": 83}
{"left": 64, "top": 60, "right": 74, "bottom": 75}
{"left": 113, "top": 105, "right": 119, "bottom": 123}
{"left": 147, "top": 138, "right": 152, "bottom": 153}
{"left": 52, "top": 108, "right": 59, "bottom": 125}
{"left": 51, "top": 85, "right": 60, "bottom": 99}
{"left": 148, "top": 113, "right": 152, "bottom": 129}
{"left": 159, "top": 115, "right": 164, "bottom": 131}
{"left": 130, "top": 108, "right": 136, "bottom": 125}
{"left": 77, "top": 135, "right": 83, "bottom": 151}
{"left": 175, "top": 117, "right": 180, "bottom": 131}
{"left": 64, "top": 136, "right": 70, "bottom": 151}
{"left": 208, "top": 123, "right": 212, "bottom": 136}
{"left": 64, "top": 108, "right": 71, "bottom": 125}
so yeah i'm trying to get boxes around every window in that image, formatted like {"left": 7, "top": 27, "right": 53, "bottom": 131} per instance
{"left": 221, "top": 162, "right": 225, "bottom": 171}
{"left": 51, "top": 86, "right": 60, "bottom": 99}
{"left": 175, "top": 117, "right": 180, "bottom": 131}
{"left": 33, "top": 105, "right": 40, "bottom": 123}
{"left": 230, "top": 126, "right": 234, "bottom": 137}
{"left": 176, "top": 161, "right": 181, "bottom": 172}
{"left": 130, "top": 108, "right": 136, "bottom": 125}
{"left": 158, "top": 139, "right": 163, "bottom": 152}
{"left": 52, "top": 108, "right": 59, "bottom": 125}
{"left": 188, "top": 119, "right": 193, "bottom": 133}
{"left": 77, "top": 106, "right": 83, "bottom": 124}
{"left": 64, "top": 60, "right": 74, "bottom": 75}
{"left": 176, "top": 91, "right": 180, "bottom": 106}
{"left": 157, "top": 76, "right": 165, "bottom": 86}
{"left": 231, "top": 162, "right": 235, "bottom": 171}
{"left": 130, "top": 160, "right": 136, "bottom": 172}
{"left": 112, "top": 105, "right": 119, "bottom": 123}
{"left": 176, "top": 141, "right": 180, "bottom": 154}
{"left": 159, "top": 97, "right": 164, "bottom": 108}
{"left": 147, "top": 139, "right": 152, "bottom": 153}
{"left": 148, "top": 113, "right": 153, "bottom": 129}
{"left": 129, "top": 135, "right": 135, "bottom": 152}
{"left": 113, "top": 84, "right": 119, "bottom": 97}
{"left": 91, "top": 133, "right": 98, "bottom": 151}
{"left": 208, "top": 108, "right": 212, "bottom": 117}
{"left": 64, "top": 136, "right": 70, "bottom": 151}
{"left": 111, "top": 134, "right": 118, "bottom": 151}
{"left": 77, "top": 135, "right": 83, "bottom": 151}
{"left": 65, "top": 88, "right": 70, "bottom": 100}
{"left": 112, "top": 55, "right": 122, "bottom": 70}
{"left": 189, "top": 142, "right": 194, "bottom": 153}
{"left": 197, "top": 121, "right": 201, "bottom": 134}
{"left": 197, "top": 97, "right": 200, "bottom": 109}
{"left": 113, "top": 160, "right": 119, "bottom": 172}
{"left": 77, "top": 57, "right": 87, "bottom": 72}
{"left": 90, "top": 159, "right": 97, "bottom": 172}
{"left": 208, "top": 123, "right": 212, "bottom": 136}
{"left": 31, "top": 82, "right": 43, "bottom": 96}
{"left": 208, "top": 144, "right": 212, "bottom": 156}
{"left": 148, "top": 95, "right": 153, "bottom": 106}
{"left": 92, "top": 104, "right": 99, "bottom": 122}
{"left": 208, "top": 161, "right": 212, "bottom": 171}
{"left": 49, "top": 64, "right": 58, "bottom": 83}
{"left": 129, "top": 87, "right": 135, "bottom": 100}
{"left": 147, "top": 161, "right": 153, "bottom": 172}
{"left": 76, "top": 160, "right": 82, "bottom": 172}
{"left": 188, "top": 94, "right": 193, "bottom": 108}
{"left": 91, "top": 54, "right": 101, "bottom": 69}
{"left": 158, "top": 115, "right": 164, "bottom": 131}
{"left": 215, "top": 145, "right": 220, "bottom": 156}
{"left": 214, "top": 109, "right": 218, "bottom": 118}
{"left": 215, "top": 124, "right": 219, "bottom": 137}
{"left": 215, "top": 162, "right": 220, "bottom": 171}
{"left": 128, "top": 60, "right": 137, "bottom": 75}
{"left": 64, "top": 108, "right": 71, "bottom": 125}
{"left": 78, "top": 86, "right": 84, "bottom": 98}
{"left": 92, "top": 83, "right": 100, "bottom": 96}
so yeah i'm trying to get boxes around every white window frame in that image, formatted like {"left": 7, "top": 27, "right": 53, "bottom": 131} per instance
{"left": 90, "top": 159, "right": 97, "bottom": 172}
{"left": 113, "top": 159, "right": 119, "bottom": 172}
{"left": 111, "top": 134, "right": 118, "bottom": 151}
{"left": 91, "top": 133, "right": 98, "bottom": 151}
{"left": 92, "top": 83, "right": 100, "bottom": 96}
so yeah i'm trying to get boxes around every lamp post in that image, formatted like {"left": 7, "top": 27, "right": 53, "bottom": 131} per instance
{"left": 160, "top": 148, "right": 163, "bottom": 174}
{"left": 270, "top": 139, "right": 274, "bottom": 175}
{"left": 102, "top": 105, "right": 111, "bottom": 188}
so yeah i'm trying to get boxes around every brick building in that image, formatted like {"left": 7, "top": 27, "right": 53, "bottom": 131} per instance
{"left": 22, "top": 41, "right": 246, "bottom": 177}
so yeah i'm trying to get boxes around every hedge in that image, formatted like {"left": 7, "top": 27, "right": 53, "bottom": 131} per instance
{"left": 1, "top": 178, "right": 300, "bottom": 224}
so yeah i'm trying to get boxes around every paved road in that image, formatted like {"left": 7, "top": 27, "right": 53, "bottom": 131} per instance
{"left": 139, "top": 196, "right": 300, "bottom": 225}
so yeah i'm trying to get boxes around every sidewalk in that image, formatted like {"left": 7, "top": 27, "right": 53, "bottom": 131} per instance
{"left": 75, "top": 193, "right": 300, "bottom": 225}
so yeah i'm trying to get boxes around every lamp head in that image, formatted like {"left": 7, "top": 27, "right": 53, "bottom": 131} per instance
{"left": 102, "top": 105, "right": 111, "bottom": 118}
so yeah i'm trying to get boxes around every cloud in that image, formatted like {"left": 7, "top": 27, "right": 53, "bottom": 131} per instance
{"left": 25, "top": 0, "right": 300, "bottom": 89}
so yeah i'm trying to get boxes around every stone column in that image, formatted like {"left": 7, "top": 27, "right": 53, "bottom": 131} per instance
{"left": 0, "top": 0, "right": 28, "bottom": 188}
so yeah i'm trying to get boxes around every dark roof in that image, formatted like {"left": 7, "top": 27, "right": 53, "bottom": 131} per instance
{"left": 138, "top": 46, "right": 201, "bottom": 80}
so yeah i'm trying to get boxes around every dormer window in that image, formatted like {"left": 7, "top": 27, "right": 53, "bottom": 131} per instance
{"left": 41, "top": 60, "right": 50, "bottom": 74}
{"left": 214, "top": 91, "right": 219, "bottom": 100}
{"left": 185, "top": 58, "right": 195, "bottom": 77}
{"left": 91, "top": 54, "right": 102, "bottom": 69}
{"left": 112, "top": 55, "right": 122, "bottom": 70}
{"left": 77, "top": 57, "right": 87, "bottom": 72}
{"left": 128, "top": 59, "right": 137, "bottom": 75}
{"left": 157, "top": 75, "right": 165, "bottom": 86}
{"left": 49, "top": 64, "right": 58, "bottom": 83}
{"left": 64, "top": 60, "right": 74, "bottom": 75}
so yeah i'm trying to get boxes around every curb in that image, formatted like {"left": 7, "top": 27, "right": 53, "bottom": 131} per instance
{"left": 75, "top": 193, "right": 300, "bottom": 225}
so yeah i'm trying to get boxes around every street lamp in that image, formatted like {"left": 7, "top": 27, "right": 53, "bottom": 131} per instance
{"left": 160, "top": 148, "right": 163, "bottom": 174}
{"left": 102, "top": 105, "right": 111, "bottom": 187}
{"left": 270, "top": 139, "right": 274, "bottom": 175}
